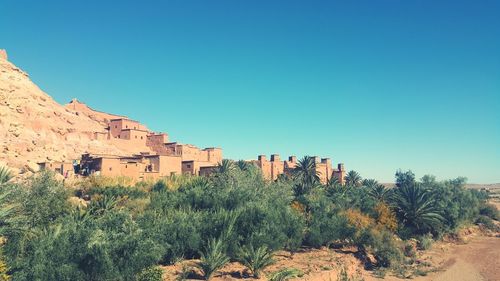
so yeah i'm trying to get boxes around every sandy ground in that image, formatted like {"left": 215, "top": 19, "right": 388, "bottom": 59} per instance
{"left": 162, "top": 230, "right": 499, "bottom": 281}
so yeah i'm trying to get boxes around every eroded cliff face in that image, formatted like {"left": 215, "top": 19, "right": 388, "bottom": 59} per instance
{"left": 0, "top": 50, "right": 130, "bottom": 174}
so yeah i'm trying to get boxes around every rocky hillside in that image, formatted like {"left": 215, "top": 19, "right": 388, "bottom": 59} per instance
{"left": 0, "top": 50, "right": 130, "bottom": 174}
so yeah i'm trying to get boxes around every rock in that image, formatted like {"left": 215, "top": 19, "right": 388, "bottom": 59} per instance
{"left": 26, "top": 162, "right": 40, "bottom": 173}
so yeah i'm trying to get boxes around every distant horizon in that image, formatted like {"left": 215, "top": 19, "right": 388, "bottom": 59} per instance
{"left": 1, "top": 1, "right": 499, "bottom": 183}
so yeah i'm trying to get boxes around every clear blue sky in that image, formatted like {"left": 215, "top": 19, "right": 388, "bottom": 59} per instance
{"left": 1, "top": 1, "right": 499, "bottom": 183}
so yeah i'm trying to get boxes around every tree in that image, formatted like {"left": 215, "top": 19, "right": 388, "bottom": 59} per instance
{"left": 236, "top": 160, "right": 251, "bottom": 171}
{"left": 362, "top": 179, "right": 378, "bottom": 188}
{"left": 367, "top": 184, "right": 392, "bottom": 203}
{"left": 393, "top": 183, "right": 443, "bottom": 235}
{"left": 345, "top": 170, "right": 362, "bottom": 187}
{"left": 326, "top": 177, "right": 341, "bottom": 188}
{"left": 217, "top": 159, "right": 236, "bottom": 174}
{"left": 395, "top": 170, "right": 415, "bottom": 188}
{"left": 292, "top": 156, "right": 320, "bottom": 196}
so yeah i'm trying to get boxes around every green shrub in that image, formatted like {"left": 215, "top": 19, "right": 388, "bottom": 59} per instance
{"left": 417, "top": 234, "right": 433, "bottom": 250}
{"left": 479, "top": 203, "right": 499, "bottom": 220}
{"left": 0, "top": 166, "right": 12, "bottom": 185}
{"left": 475, "top": 215, "right": 498, "bottom": 231}
{"left": 357, "top": 229, "right": 403, "bottom": 268}
{"left": 136, "top": 266, "right": 163, "bottom": 281}
{"left": 268, "top": 268, "right": 303, "bottom": 281}
{"left": 237, "top": 245, "right": 275, "bottom": 278}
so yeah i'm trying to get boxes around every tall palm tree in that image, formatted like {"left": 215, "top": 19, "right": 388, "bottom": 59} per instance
{"left": 292, "top": 156, "right": 320, "bottom": 196}
{"left": 345, "top": 170, "right": 362, "bottom": 187}
{"left": 393, "top": 183, "right": 443, "bottom": 234}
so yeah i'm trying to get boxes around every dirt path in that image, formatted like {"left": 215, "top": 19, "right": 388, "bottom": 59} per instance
{"left": 429, "top": 236, "right": 499, "bottom": 281}
{"left": 362, "top": 235, "right": 500, "bottom": 281}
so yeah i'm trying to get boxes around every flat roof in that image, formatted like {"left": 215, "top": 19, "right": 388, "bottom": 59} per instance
{"left": 109, "top": 118, "right": 142, "bottom": 123}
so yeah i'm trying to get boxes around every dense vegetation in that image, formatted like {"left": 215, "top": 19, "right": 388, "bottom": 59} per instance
{"left": 0, "top": 158, "right": 497, "bottom": 281}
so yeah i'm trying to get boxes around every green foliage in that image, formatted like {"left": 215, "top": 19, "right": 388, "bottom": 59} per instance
{"left": 268, "top": 268, "right": 303, "bottom": 281}
{"left": 0, "top": 166, "right": 491, "bottom": 280}
{"left": 88, "top": 194, "right": 118, "bottom": 216}
{"left": 196, "top": 238, "right": 229, "bottom": 280}
{"left": 24, "top": 171, "right": 71, "bottom": 227}
{"left": 87, "top": 185, "right": 147, "bottom": 199}
{"left": 0, "top": 167, "right": 12, "bottom": 185}
{"left": 136, "top": 266, "right": 163, "bottom": 281}
{"left": 2, "top": 173, "right": 162, "bottom": 281}
{"left": 237, "top": 245, "right": 275, "bottom": 278}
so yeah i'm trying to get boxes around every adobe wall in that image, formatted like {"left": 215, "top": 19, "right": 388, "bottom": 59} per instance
{"left": 158, "top": 155, "right": 182, "bottom": 176}
{"left": 105, "top": 137, "right": 151, "bottom": 153}
{"left": 99, "top": 158, "right": 122, "bottom": 177}
{"left": 109, "top": 119, "right": 148, "bottom": 138}
{"left": 119, "top": 129, "right": 148, "bottom": 143}
{"left": 333, "top": 163, "right": 346, "bottom": 184}
{"left": 119, "top": 162, "right": 142, "bottom": 178}
{"left": 38, "top": 161, "right": 72, "bottom": 175}
{"left": 182, "top": 160, "right": 217, "bottom": 176}
{"left": 182, "top": 161, "right": 196, "bottom": 175}
{"left": 255, "top": 154, "right": 284, "bottom": 181}
{"left": 205, "top": 148, "right": 222, "bottom": 164}
{"left": 315, "top": 158, "right": 333, "bottom": 184}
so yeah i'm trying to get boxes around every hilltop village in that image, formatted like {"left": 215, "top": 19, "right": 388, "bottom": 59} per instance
{"left": 38, "top": 99, "right": 346, "bottom": 184}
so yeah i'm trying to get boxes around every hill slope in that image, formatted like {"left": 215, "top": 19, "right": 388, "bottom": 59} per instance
{"left": 0, "top": 50, "right": 130, "bottom": 173}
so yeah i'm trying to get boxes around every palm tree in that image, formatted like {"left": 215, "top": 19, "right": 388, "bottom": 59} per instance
{"left": 238, "top": 245, "right": 275, "bottom": 278}
{"left": 362, "top": 179, "right": 378, "bottom": 188}
{"left": 367, "top": 184, "right": 392, "bottom": 202}
{"left": 293, "top": 156, "right": 320, "bottom": 185}
{"left": 196, "top": 238, "right": 230, "bottom": 280}
{"left": 292, "top": 156, "right": 320, "bottom": 196}
{"left": 217, "top": 159, "right": 236, "bottom": 174}
{"left": 345, "top": 170, "right": 362, "bottom": 187}
{"left": 393, "top": 183, "right": 443, "bottom": 234}
{"left": 236, "top": 160, "right": 251, "bottom": 171}
{"left": 327, "top": 176, "right": 341, "bottom": 188}
{"left": 0, "top": 166, "right": 12, "bottom": 185}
